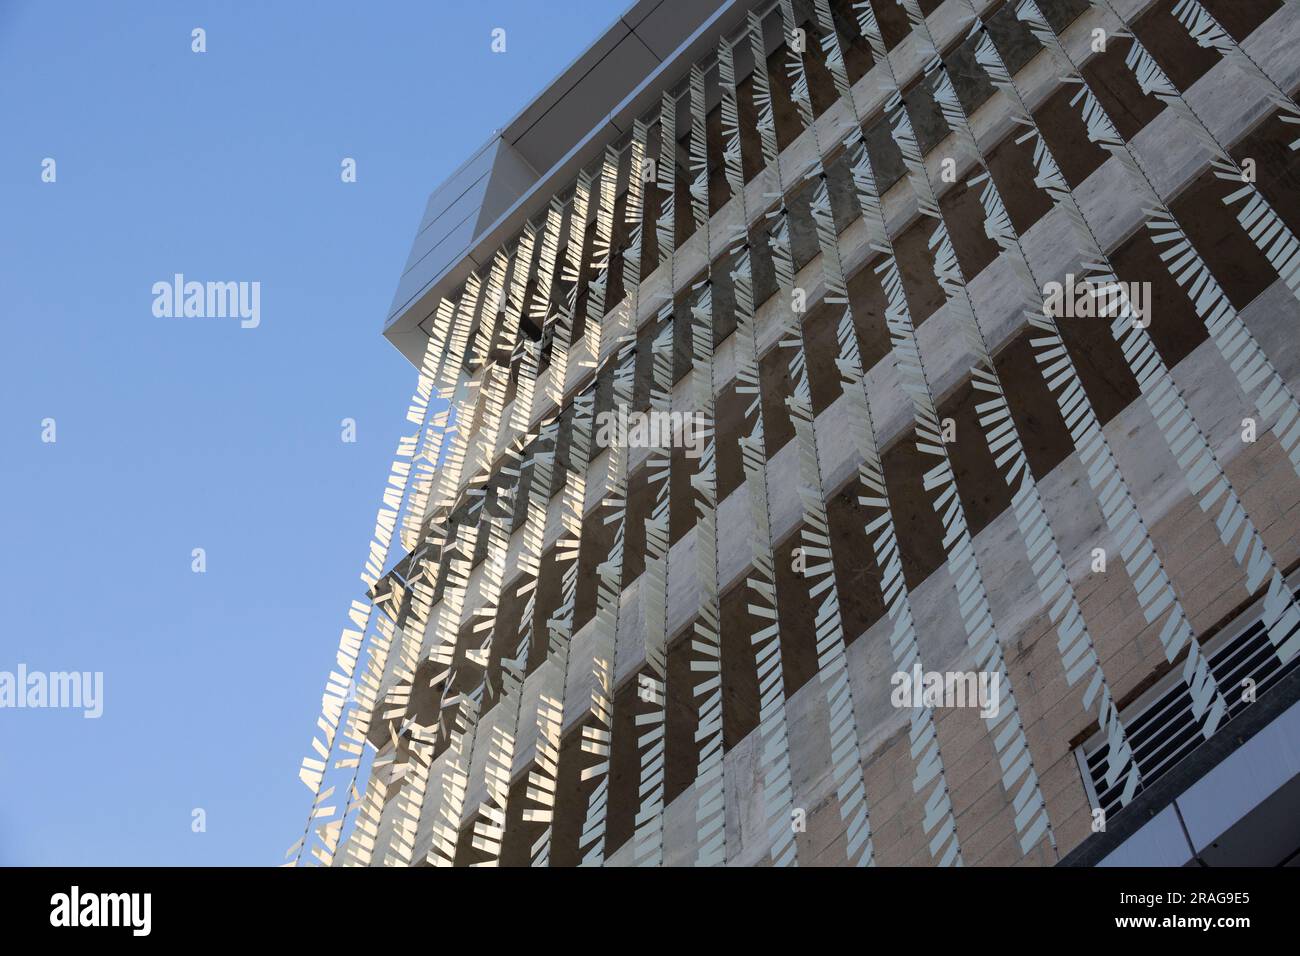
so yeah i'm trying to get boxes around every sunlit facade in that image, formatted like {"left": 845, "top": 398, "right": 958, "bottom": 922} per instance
{"left": 291, "top": 0, "right": 1300, "bottom": 867}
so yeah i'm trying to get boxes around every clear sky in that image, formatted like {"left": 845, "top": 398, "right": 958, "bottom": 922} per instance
{"left": 0, "top": 0, "right": 625, "bottom": 865}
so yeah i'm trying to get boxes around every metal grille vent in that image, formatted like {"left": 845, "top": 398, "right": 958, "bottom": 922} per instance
{"left": 1079, "top": 582, "right": 1300, "bottom": 818}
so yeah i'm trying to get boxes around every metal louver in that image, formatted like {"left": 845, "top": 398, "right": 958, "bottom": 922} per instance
{"left": 1079, "top": 572, "right": 1300, "bottom": 819}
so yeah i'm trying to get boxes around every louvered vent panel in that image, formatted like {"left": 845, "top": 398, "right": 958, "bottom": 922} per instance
{"left": 1081, "top": 587, "right": 1300, "bottom": 817}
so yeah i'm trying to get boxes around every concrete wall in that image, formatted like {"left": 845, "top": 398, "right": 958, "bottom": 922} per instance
{"left": 352, "top": 0, "right": 1300, "bottom": 865}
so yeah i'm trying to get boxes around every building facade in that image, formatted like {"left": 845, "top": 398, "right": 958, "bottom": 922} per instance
{"left": 291, "top": 0, "right": 1300, "bottom": 867}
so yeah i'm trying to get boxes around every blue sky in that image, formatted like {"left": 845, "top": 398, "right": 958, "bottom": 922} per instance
{"left": 0, "top": 0, "right": 624, "bottom": 865}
